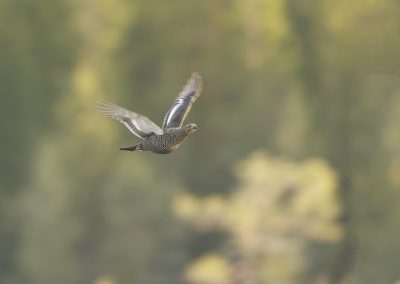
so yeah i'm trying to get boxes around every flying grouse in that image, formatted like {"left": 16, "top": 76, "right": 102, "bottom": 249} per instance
{"left": 98, "top": 72, "right": 203, "bottom": 154}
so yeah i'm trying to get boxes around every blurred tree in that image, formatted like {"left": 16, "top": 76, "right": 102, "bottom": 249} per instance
{"left": 0, "top": 1, "right": 76, "bottom": 282}
{"left": 284, "top": 1, "right": 400, "bottom": 282}
{"left": 16, "top": 1, "right": 191, "bottom": 283}
{"left": 0, "top": 0, "right": 76, "bottom": 191}
{"left": 173, "top": 151, "right": 343, "bottom": 284}
{"left": 17, "top": 141, "right": 83, "bottom": 284}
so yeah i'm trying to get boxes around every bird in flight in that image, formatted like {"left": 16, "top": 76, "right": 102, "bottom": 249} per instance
{"left": 98, "top": 72, "right": 203, "bottom": 154}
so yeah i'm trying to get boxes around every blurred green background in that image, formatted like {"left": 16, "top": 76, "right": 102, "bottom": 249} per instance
{"left": 1, "top": 0, "right": 400, "bottom": 283}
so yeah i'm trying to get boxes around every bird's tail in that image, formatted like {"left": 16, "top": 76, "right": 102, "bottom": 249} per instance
{"left": 119, "top": 144, "right": 141, "bottom": 152}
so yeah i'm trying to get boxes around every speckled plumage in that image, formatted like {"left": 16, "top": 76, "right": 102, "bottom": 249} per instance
{"left": 98, "top": 72, "right": 203, "bottom": 154}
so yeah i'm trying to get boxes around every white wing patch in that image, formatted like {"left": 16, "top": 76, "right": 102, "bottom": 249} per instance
{"left": 165, "top": 98, "right": 185, "bottom": 126}
{"left": 162, "top": 72, "right": 203, "bottom": 129}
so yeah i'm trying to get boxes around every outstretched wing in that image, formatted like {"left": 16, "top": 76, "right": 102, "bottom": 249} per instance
{"left": 97, "top": 100, "right": 163, "bottom": 138}
{"left": 162, "top": 72, "right": 203, "bottom": 129}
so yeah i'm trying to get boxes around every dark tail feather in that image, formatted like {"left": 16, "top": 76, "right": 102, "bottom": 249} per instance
{"left": 119, "top": 145, "right": 140, "bottom": 152}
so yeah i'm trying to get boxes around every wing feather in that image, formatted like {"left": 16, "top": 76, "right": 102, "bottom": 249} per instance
{"left": 97, "top": 100, "right": 163, "bottom": 138}
{"left": 162, "top": 72, "right": 203, "bottom": 129}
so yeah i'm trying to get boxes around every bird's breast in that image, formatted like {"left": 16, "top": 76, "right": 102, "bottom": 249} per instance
{"left": 142, "top": 130, "right": 189, "bottom": 154}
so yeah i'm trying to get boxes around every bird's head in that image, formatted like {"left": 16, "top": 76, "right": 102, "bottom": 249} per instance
{"left": 184, "top": 123, "right": 198, "bottom": 134}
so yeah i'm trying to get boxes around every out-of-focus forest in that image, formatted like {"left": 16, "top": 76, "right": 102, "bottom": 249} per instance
{"left": 1, "top": 0, "right": 400, "bottom": 283}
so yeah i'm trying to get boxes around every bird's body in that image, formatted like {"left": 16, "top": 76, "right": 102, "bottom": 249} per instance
{"left": 120, "top": 126, "right": 196, "bottom": 154}
{"left": 98, "top": 72, "right": 203, "bottom": 154}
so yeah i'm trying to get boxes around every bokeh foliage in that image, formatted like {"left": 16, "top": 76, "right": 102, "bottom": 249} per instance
{"left": 1, "top": 0, "right": 400, "bottom": 283}
{"left": 174, "top": 152, "right": 343, "bottom": 284}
